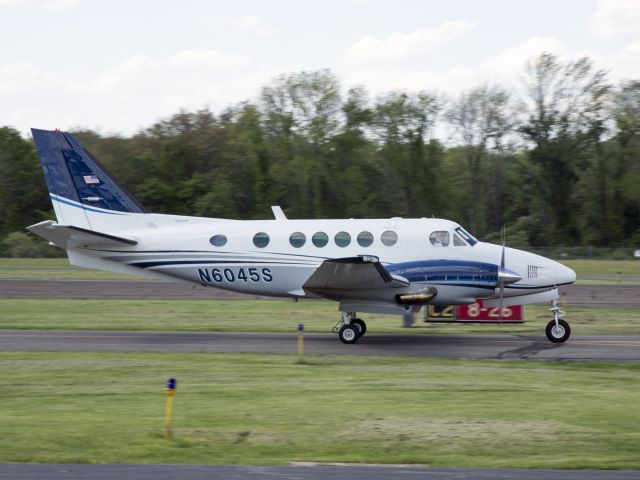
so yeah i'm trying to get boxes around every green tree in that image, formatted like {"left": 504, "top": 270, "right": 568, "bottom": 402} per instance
{"left": 520, "top": 53, "right": 609, "bottom": 245}
{"left": 445, "top": 83, "right": 514, "bottom": 235}
{"left": 611, "top": 80, "right": 640, "bottom": 243}
{"left": 373, "top": 91, "right": 443, "bottom": 218}
{"left": 260, "top": 70, "right": 342, "bottom": 218}
{"left": 0, "top": 127, "right": 50, "bottom": 240}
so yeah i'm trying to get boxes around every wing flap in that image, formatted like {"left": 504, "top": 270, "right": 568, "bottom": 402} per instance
{"left": 303, "top": 256, "right": 409, "bottom": 300}
{"left": 27, "top": 220, "right": 137, "bottom": 249}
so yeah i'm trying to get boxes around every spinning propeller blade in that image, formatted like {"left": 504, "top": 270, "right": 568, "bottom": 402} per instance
{"left": 500, "top": 225, "right": 506, "bottom": 270}
{"left": 499, "top": 225, "right": 506, "bottom": 321}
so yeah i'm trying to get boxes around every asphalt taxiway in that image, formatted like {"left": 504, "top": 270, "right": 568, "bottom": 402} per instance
{"left": 1, "top": 330, "right": 639, "bottom": 361}
{"left": 0, "top": 464, "right": 639, "bottom": 480}
{"left": 1, "top": 279, "right": 639, "bottom": 307}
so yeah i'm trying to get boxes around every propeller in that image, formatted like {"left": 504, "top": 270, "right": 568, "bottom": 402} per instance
{"left": 499, "top": 226, "right": 506, "bottom": 320}
{"left": 496, "top": 226, "right": 521, "bottom": 320}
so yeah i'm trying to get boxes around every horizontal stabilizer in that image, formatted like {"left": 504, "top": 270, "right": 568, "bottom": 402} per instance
{"left": 27, "top": 220, "right": 137, "bottom": 249}
{"left": 303, "top": 256, "right": 409, "bottom": 300}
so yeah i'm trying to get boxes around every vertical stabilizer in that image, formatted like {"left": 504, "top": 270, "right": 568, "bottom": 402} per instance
{"left": 31, "top": 128, "right": 146, "bottom": 229}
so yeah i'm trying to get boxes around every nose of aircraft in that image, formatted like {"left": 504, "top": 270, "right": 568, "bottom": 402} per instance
{"left": 555, "top": 262, "right": 577, "bottom": 285}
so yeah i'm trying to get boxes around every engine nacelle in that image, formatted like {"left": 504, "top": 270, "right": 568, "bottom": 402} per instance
{"left": 395, "top": 287, "right": 437, "bottom": 305}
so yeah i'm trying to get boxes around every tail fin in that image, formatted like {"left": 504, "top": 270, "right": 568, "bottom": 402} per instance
{"left": 31, "top": 128, "right": 145, "bottom": 229}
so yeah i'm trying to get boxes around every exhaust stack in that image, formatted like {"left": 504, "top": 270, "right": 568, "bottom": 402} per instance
{"left": 396, "top": 287, "right": 437, "bottom": 305}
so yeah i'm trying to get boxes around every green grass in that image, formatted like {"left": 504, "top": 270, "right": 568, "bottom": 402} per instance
{"left": 2, "top": 298, "right": 640, "bottom": 335}
{"left": 1, "top": 258, "right": 639, "bottom": 281}
{"left": 561, "top": 260, "right": 640, "bottom": 277}
{"left": 0, "top": 351, "right": 638, "bottom": 468}
{"left": 0, "top": 258, "right": 138, "bottom": 280}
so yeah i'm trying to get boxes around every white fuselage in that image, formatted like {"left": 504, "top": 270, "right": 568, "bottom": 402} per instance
{"left": 64, "top": 201, "right": 576, "bottom": 311}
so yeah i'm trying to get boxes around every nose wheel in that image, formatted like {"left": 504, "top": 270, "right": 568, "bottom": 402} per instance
{"left": 546, "top": 299, "right": 571, "bottom": 343}
{"left": 546, "top": 319, "right": 570, "bottom": 343}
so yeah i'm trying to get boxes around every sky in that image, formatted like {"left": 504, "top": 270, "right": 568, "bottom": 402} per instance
{"left": 2, "top": 0, "right": 640, "bottom": 136}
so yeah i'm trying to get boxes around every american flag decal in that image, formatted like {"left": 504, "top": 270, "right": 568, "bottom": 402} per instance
{"left": 83, "top": 175, "right": 100, "bottom": 184}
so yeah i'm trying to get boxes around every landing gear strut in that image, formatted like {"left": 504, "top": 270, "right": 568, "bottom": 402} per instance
{"left": 545, "top": 298, "right": 571, "bottom": 343}
{"left": 336, "top": 312, "right": 366, "bottom": 344}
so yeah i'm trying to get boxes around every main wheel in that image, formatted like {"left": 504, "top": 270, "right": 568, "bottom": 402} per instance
{"left": 545, "top": 319, "right": 571, "bottom": 343}
{"left": 338, "top": 324, "right": 360, "bottom": 344}
{"left": 351, "top": 318, "right": 367, "bottom": 337}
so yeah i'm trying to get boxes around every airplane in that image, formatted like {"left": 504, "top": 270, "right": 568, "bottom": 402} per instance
{"left": 27, "top": 128, "right": 577, "bottom": 344}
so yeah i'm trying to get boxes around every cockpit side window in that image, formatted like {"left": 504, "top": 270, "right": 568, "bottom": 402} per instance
{"left": 453, "top": 233, "right": 467, "bottom": 246}
{"left": 429, "top": 231, "right": 450, "bottom": 247}
{"left": 455, "top": 227, "right": 477, "bottom": 246}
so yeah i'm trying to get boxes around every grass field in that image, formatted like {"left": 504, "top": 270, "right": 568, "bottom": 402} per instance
{"left": 1, "top": 258, "right": 638, "bottom": 469}
{"left": 1, "top": 351, "right": 638, "bottom": 468}
{"left": 0, "top": 258, "right": 138, "bottom": 280}
{"left": 2, "top": 298, "right": 640, "bottom": 335}
{"left": 561, "top": 260, "right": 640, "bottom": 277}
{"left": 1, "top": 258, "right": 638, "bottom": 282}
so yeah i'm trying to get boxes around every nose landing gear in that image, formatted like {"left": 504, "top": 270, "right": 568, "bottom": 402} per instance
{"left": 546, "top": 298, "right": 571, "bottom": 343}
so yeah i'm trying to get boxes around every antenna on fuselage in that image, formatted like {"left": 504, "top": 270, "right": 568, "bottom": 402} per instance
{"left": 271, "top": 206, "right": 287, "bottom": 220}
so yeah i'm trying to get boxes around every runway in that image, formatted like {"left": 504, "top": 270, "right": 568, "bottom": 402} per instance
{"left": 0, "top": 279, "right": 262, "bottom": 300}
{"left": 1, "top": 330, "right": 639, "bottom": 361}
{"left": 0, "top": 464, "right": 638, "bottom": 480}
{"left": 1, "top": 279, "right": 639, "bottom": 307}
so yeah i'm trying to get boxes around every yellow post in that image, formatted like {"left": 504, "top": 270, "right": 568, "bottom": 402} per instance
{"left": 164, "top": 377, "right": 176, "bottom": 439}
{"left": 297, "top": 323, "right": 304, "bottom": 362}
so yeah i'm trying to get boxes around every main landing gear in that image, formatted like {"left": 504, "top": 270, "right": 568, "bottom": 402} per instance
{"left": 546, "top": 298, "right": 571, "bottom": 343}
{"left": 336, "top": 312, "right": 367, "bottom": 344}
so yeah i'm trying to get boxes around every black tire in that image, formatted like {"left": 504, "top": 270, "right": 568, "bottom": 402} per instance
{"left": 546, "top": 319, "right": 571, "bottom": 343}
{"left": 351, "top": 318, "right": 367, "bottom": 337}
{"left": 338, "top": 324, "right": 360, "bottom": 344}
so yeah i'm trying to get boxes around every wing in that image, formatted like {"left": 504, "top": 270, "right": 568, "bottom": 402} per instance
{"left": 27, "top": 220, "right": 137, "bottom": 249}
{"left": 302, "top": 256, "right": 410, "bottom": 301}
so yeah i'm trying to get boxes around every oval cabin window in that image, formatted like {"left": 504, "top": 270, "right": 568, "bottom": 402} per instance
{"left": 381, "top": 230, "right": 398, "bottom": 246}
{"left": 210, "top": 235, "right": 227, "bottom": 247}
{"left": 357, "top": 231, "right": 373, "bottom": 247}
{"left": 289, "top": 232, "right": 306, "bottom": 248}
{"left": 253, "top": 232, "right": 270, "bottom": 248}
{"left": 312, "top": 232, "right": 329, "bottom": 247}
{"left": 334, "top": 231, "right": 351, "bottom": 247}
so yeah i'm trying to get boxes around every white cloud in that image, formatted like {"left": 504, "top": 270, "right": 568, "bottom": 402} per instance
{"left": 342, "top": 21, "right": 476, "bottom": 66}
{"left": 0, "top": 0, "right": 78, "bottom": 9}
{"left": 590, "top": 0, "right": 640, "bottom": 38}
{"left": 478, "top": 37, "right": 570, "bottom": 83}
{"left": 620, "top": 39, "right": 640, "bottom": 56}
{"left": 93, "top": 54, "right": 158, "bottom": 94}
{"left": 0, "top": 62, "right": 83, "bottom": 96}
{"left": 341, "top": 36, "right": 571, "bottom": 96}
{"left": 167, "top": 49, "right": 251, "bottom": 71}
{"left": 226, "top": 15, "right": 276, "bottom": 37}
{"left": 92, "top": 49, "right": 253, "bottom": 98}
{"left": 0, "top": 47, "right": 293, "bottom": 135}
{"left": 605, "top": 39, "right": 640, "bottom": 79}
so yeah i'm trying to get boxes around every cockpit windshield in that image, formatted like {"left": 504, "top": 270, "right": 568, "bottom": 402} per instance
{"left": 455, "top": 227, "right": 478, "bottom": 246}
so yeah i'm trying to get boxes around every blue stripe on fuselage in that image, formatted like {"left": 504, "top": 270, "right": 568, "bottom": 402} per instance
{"left": 386, "top": 259, "right": 498, "bottom": 284}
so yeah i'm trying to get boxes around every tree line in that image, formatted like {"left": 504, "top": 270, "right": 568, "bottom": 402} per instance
{"left": 1, "top": 52, "right": 639, "bottom": 256}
